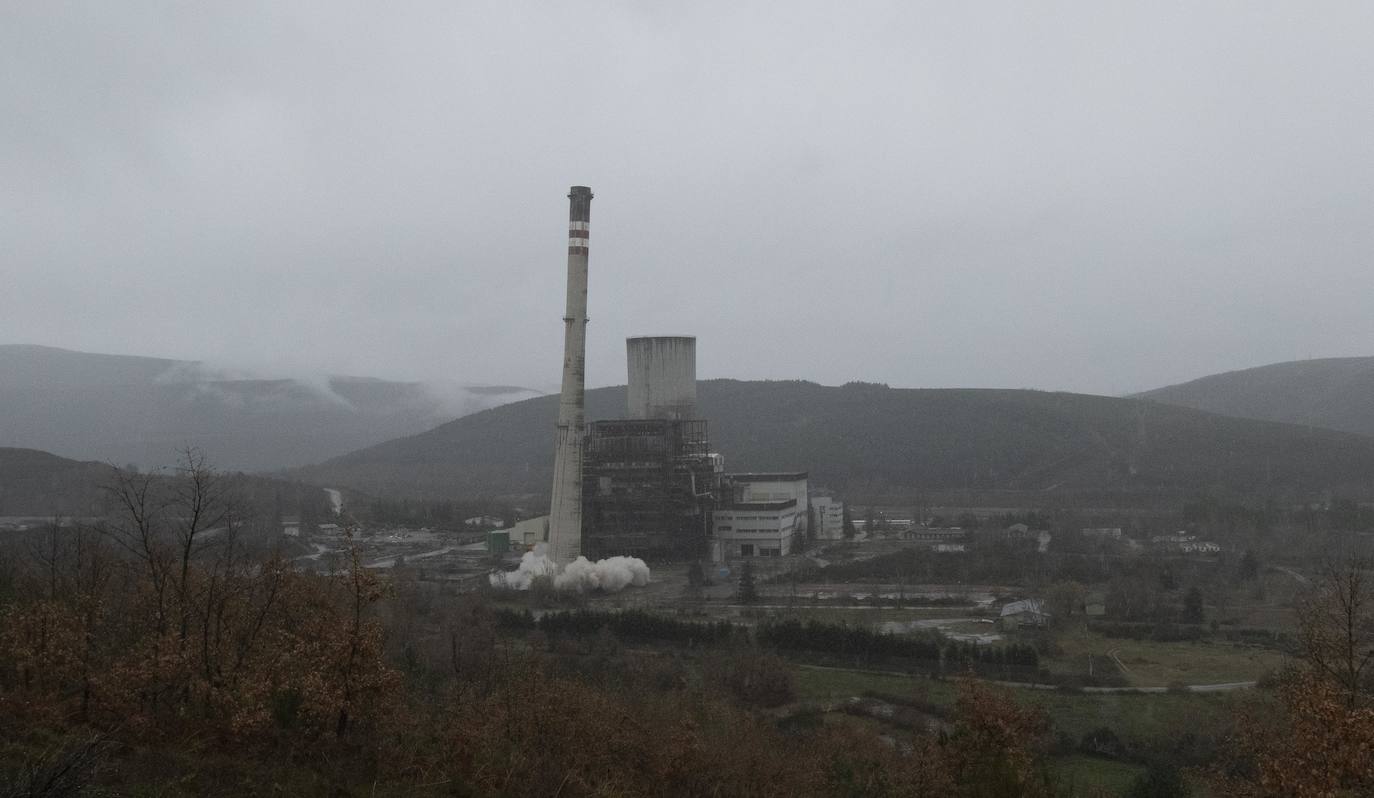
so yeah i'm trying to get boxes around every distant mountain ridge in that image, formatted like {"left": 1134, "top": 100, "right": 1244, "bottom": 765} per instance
{"left": 0, "top": 446, "right": 331, "bottom": 519}
{"left": 293, "top": 379, "right": 1374, "bottom": 502}
{"left": 1138, "top": 357, "right": 1374, "bottom": 438}
{"left": 0, "top": 344, "right": 540, "bottom": 471}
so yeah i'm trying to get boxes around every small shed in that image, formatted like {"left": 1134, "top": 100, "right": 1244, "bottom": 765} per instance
{"left": 486, "top": 530, "right": 510, "bottom": 556}
{"left": 1084, "top": 591, "right": 1108, "bottom": 617}
{"left": 999, "top": 599, "right": 1051, "bottom": 631}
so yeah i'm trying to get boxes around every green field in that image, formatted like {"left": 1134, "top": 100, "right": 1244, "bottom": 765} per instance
{"left": 792, "top": 663, "right": 1275, "bottom": 795}
{"left": 794, "top": 664, "right": 958, "bottom": 706}
{"left": 1051, "top": 755, "right": 1147, "bottom": 796}
{"left": 1046, "top": 629, "right": 1288, "bottom": 687}
{"left": 793, "top": 664, "right": 1266, "bottom": 736}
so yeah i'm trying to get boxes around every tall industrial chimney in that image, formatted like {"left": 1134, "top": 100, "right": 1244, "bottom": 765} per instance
{"left": 547, "top": 186, "right": 593, "bottom": 564}
{"left": 627, "top": 336, "right": 697, "bottom": 420}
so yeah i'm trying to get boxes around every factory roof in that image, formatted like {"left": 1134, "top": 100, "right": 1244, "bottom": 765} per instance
{"left": 724, "top": 472, "right": 809, "bottom": 482}
{"left": 717, "top": 499, "right": 799, "bottom": 511}
{"left": 1000, "top": 599, "right": 1048, "bottom": 618}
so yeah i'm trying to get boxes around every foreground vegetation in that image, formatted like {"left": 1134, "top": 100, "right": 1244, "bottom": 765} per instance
{"left": 3, "top": 459, "right": 1374, "bottom": 795}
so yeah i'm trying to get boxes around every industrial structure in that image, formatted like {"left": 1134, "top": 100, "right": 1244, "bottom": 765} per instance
{"left": 539, "top": 187, "right": 837, "bottom": 567}
{"left": 627, "top": 336, "right": 697, "bottom": 420}
{"left": 577, "top": 335, "right": 715, "bottom": 560}
{"left": 711, "top": 472, "right": 811, "bottom": 558}
{"left": 547, "top": 186, "right": 593, "bottom": 564}
{"left": 581, "top": 415, "right": 719, "bottom": 560}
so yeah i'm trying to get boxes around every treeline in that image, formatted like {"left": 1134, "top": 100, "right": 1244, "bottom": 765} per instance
{"left": 1183, "top": 494, "right": 1374, "bottom": 534}
{"left": 0, "top": 447, "right": 332, "bottom": 523}
{"left": 496, "top": 608, "right": 736, "bottom": 646}
{"left": 1089, "top": 620, "right": 1293, "bottom": 648}
{"left": 756, "top": 618, "right": 1041, "bottom": 680}
{"left": 494, "top": 609, "right": 1041, "bottom": 680}
{"left": 361, "top": 496, "right": 514, "bottom": 528}
{"left": 0, "top": 458, "right": 398, "bottom": 754}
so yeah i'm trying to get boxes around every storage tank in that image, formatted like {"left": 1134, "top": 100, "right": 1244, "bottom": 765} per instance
{"left": 627, "top": 336, "right": 696, "bottom": 420}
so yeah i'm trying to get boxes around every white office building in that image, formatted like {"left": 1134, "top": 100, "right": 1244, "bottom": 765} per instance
{"left": 712, "top": 472, "right": 809, "bottom": 559}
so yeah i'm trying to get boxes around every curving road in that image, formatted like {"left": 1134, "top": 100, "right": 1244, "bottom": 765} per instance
{"left": 796, "top": 663, "right": 1257, "bottom": 694}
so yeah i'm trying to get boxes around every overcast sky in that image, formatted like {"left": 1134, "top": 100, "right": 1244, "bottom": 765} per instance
{"left": 4, "top": 2, "right": 1373, "bottom": 395}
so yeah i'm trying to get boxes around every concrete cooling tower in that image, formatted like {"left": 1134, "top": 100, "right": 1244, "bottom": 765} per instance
{"left": 626, "top": 336, "right": 697, "bottom": 420}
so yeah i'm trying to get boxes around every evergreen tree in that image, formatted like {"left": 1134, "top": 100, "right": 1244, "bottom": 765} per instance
{"left": 737, "top": 560, "right": 759, "bottom": 604}
{"left": 1127, "top": 761, "right": 1190, "bottom": 798}
{"left": 1182, "top": 586, "right": 1204, "bottom": 624}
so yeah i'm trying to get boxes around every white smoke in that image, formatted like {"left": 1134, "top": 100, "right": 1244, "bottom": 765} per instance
{"left": 490, "top": 543, "right": 651, "bottom": 593}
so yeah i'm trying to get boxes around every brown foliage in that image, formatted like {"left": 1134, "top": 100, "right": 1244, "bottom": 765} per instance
{"left": 945, "top": 676, "right": 1054, "bottom": 797}
{"left": 1, "top": 455, "right": 1074, "bottom": 795}
{"left": 1218, "top": 557, "right": 1374, "bottom": 796}
{"left": 0, "top": 454, "right": 401, "bottom": 760}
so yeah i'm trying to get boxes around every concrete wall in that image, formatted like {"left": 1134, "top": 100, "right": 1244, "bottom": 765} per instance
{"left": 811, "top": 495, "right": 845, "bottom": 540}
{"left": 736, "top": 477, "right": 809, "bottom": 511}
{"left": 510, "top": 515, "right": 549, "bottom": 547}
{"left": 626, "top": 336, "right": 696, "bottom": 420}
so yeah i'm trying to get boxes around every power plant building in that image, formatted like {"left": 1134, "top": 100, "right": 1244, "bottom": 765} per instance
{"left": 580, "top": 335, "right": 718, "bottom": 561}
{"left": 581, "top": 417, "right": 718, "bottom": 560}
{"left": 538, "top": 188, "right": 830, "bottom": 567}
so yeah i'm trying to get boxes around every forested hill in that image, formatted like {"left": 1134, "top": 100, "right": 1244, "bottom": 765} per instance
{"left": 1138, "top": 357, "right": 1374, "bottom": 438}
{"left": 294, "top": 379, "right": 1374, "bottom": 501}
{"left": 0, "top": 344, "right": 539, "bottom": 471}
{"left": 0, "top": 447, "right": 331, "bottom": 520}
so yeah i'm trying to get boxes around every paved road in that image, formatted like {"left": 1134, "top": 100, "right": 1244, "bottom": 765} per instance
{"left": 1274, "top": 565, "right": 1311, "bottom": 586}
{"left": 796, "top": 662, "right": 1257, "bottom": 694}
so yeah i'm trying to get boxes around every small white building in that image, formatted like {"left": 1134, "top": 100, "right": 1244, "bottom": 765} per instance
{"left": 1082, "top": 527, "right": 1123, "bottom": 540}
{"left": 1179, "top": 540, "right": 1222, "bottom": 554}
{"left": 507, "top": 515, "right": 549, "bottom": 548}
{"left": 906, "top": 527, "right": 966, "bottom": 544}
{"left": 464, "top": 515, "right": 505, "bottom": 529}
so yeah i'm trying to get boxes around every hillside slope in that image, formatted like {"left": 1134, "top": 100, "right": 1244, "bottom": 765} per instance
{"left": 0, "top": 447, "right": 331, "bottom": 519}
{"left": 0, "top": 344, "right": 539, "bottom": 471}
{"left": 1139, "top": 357, "right": 1374, "bottom": 438}
{"left": 295, "top": 379, "right": 1374, "bottom": 501}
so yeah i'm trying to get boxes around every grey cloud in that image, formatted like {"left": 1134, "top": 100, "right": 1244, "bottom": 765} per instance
{"left": 4, "top": 1, "right": 1373, "bottom": 396}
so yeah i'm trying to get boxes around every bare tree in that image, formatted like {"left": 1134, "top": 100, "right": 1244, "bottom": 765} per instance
{"left": 1297, "top": 556, "right": 1374, "bottom": 706}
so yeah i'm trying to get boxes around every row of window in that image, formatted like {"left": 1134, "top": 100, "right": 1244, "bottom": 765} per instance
{"left": 739, "top": 544, "right": 783, "bottom": 557}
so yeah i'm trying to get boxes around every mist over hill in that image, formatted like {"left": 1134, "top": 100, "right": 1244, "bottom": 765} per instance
{"left": 0, "top": 345, "right": 541, "bottom": 471}
{"left": 1138, "top": 357, "right": 1374, "bottom": 438}
{"left": 294, "top": 379, "right": 1374, "bottom": 502}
